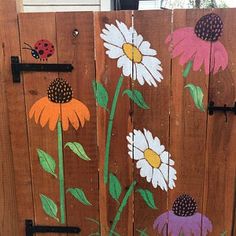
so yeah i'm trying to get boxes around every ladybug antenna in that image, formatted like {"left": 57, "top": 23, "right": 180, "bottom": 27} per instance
{"left": 22, "top": 42, "right": 33, "bottom": 50}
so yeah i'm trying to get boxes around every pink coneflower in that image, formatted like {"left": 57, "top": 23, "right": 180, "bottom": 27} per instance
{"left": 153, "top": 194, "right": 213, "bottom": 236}
{"left": 166, "top": 13, "right": 228, "bottom": 77}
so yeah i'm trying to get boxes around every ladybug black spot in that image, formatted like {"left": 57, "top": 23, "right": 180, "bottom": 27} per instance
{"left": 44, "top": 43, "right": 48, "bottom": 47}
{"left": 35, "top": 47, "right": 38, "bottom": 50}
{"left": 39, "top": 50, "right": 44, "bottom": 55}
{"left": 47, "top": 53, "right": 52, "bottom": 57}
{"left": 52, "top": 45, "right": 54, "bottom": 48}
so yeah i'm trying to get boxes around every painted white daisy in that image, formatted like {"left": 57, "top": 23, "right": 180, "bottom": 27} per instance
{"left": 100, "top": 20, "right": 163, "bottom": 87}
{"left": 127, "top": 129, "right": 177, "bottom": 191}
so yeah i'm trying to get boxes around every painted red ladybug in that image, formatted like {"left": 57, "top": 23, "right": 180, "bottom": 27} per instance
{"left": 23, "top": 39, "right": 55, "bottom": 61}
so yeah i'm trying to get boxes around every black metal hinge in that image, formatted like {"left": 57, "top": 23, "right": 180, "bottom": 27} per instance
{"left": 208, "top": 101, "right": 236, "bottom": 122}
{"left": 11, "top": 56, "right": 74, "bottom": 83}
{"left": 25, "top": 220, "right": 81, "bottom": 236}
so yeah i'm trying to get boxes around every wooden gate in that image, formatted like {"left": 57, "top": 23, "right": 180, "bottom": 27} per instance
{"left": 0, "top": 1, "right": 235, "bottom": 235}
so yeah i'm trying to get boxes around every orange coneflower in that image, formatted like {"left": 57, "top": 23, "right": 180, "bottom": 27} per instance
{"left": 29, "top": 78, "right": 90, "bottom": 131}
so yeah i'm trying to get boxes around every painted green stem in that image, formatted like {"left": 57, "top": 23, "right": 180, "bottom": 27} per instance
{"left": 104, "top": 75, "right": 124, "bottom": 184}
{"left": 58, "top": 120, "right": 66, "bottom": 224}
{"left": 109, "top": 180, "right": 137, "bottom": 235}
{"left": 183, "top": 60, "right": 193, "bottom": 78}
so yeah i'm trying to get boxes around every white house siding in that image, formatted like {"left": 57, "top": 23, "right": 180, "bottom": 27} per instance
{"left": 23, "top": 0, "right": 160, "bottom": 12}
{"left": 23, "top": 0, "right": 108, "bottom": 12}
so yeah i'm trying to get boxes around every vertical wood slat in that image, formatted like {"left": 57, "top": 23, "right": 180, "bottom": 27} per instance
{"left": 56, "top": 12, "right": 99, "bottom": 235}
{"left": 94, "top": 11, "right": 134, "bottom": 235}
{"left": 204, "top": 8, "right": 236, "bottom": 235}
{"left": 0, "top": 0, "right": 35, "bottom": 231}
{"left": 169, "top": 8, "right": 210, "bottom": 235}
{"left": 19, "top": 13, "right": 65, "bottom": 236}
{"left": 133, "top": 9, "right": 172, "bottom": 236}
{"left": 0, "top": 0, "right": 23, "bottom": 235}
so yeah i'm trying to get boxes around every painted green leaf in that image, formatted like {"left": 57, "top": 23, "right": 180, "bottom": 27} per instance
{"left": 109, "top": 173, "right": 122, "bottom": 202}
{"left": 67, "top": 188, "right": 92, "bottom": 206}
{"left": 88, "top": 233, "right": 100, "bottom": 236}
{"left": 65, "top": 142, "right": 91, "bottom": 161}
{"left": 109, "top": 230, "right": 120, "bottom": 236}
{"left": 221, "top": 231, "right": 227, "bottom": 236}
{"left": 37, "top": 149, "right": 57, "bottom": 178}
{"left": 136, "top": 189, "right": 157, "bottom": 209}
{"left": 136, "top": 228, "right": 148, "bottom": 236}
{"left": 92, "top": 80, "right": 109, "bottom": 110}
{"left": 40, "top": 194, "right": 59, "bottom": 222}
{"left": 185, "top": 83, "right": 205, "bottom": 112}
{"left": 123, "top": 89, "right": 149, "bottom": 109}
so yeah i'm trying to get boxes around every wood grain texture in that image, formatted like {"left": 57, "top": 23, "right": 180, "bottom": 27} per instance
{"left": 94, "top": 11, "right": 134, "bottom": 235}
{"left": 169, "top": 8, "right": 211, "bottom": 234}
{"left": 56, "top": 12, "right": 99, "bottom": 236}
{"left": 19, "top": 13, "right": 65, "bottom": 236}
{"left": 0, "top": 0, "right": 30, "bottom": 235}
{"left": 204, "top": 8, "right": 236, "bottom": 235}
{"left": 133, "top": 9, "right": 172, "bottom": 236}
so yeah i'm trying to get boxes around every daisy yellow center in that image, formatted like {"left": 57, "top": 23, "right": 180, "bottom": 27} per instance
{"left": 122, "top": 43, "right": 143, "bottom": 63}
{"left": 144, "top": 149, "right": 161, "bottom": 168}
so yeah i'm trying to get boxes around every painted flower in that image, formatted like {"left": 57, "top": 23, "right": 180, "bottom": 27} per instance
{"left": 166, "top": 13, "right": 228, "bottom": 75}
{"left": 29, "top": 78, "right": 90, "bottom": 131}
{"left": 127, "top": 129, "right": 176, "bottom": 190}
{"left": 100, "top": 20, "right": 163, "bottom": 87}
{"left": 154, "top": 194, "right": 213, "bottom": 236}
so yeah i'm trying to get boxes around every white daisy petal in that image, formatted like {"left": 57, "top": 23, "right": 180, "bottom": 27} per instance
{"left": 127, "top": 147, "right": 144, "bottom": 160}
{"left": 157, "top": 168, "right": 168, "bottom": 191}
{"left": 143, "top": 55, "right": 162, "bottom": 68}
{"left": 136, "top": 63, "right": 145, "bottom": 85}
{"left": 139, "top": 41, "right": 157, "bottom": 56}
{"left": 139, "top": 64, "right": 158, "bottom": 87}
{"left": 136, "top": 159, "right": 147, "bottom": 169}
{"left": 116, "top": 20, "right": 132, "bottom": 43}
{"left": 106, "top": 23, "right": 126, "bottom": 42}
{"left": 146, "top": 167, "right": 153, "bottom": 183}
{"left": 160, "top": 151, "right": 175, "bottom": 165}
{"left": 134, "top": 129, "right": 148, "bottom": 151}
{"left": 128, "top": 151, "right": 132, "bottom": 158}
{"left": 159, "top": 163, "right": 169, "bottom": 182}
{"left": 139, "top": 161, "right": 152, "bottom": 178}
{"left": 126, "top": 133, "right": 133, "bottom": 144}
{"left": 133, "top": 30, "right": 143, "bottom": 48}
{"left": 143, "top": 129, "right": 154, "bottom": 148}
{"left": 100, "top": 24, "right": 125, "bottom": 47}
{"left": 104, "top": 44, "right": 124, "bottom": 59}
{"left": 132, "top": 63, "right": 137, "bottom": 81}
{"left": 169, "top": 166, "right": 177, "bottom": 180}
{"left": 121, "top": 57, "right": 132, "bottom": 76}
{"left": 142, "top": 66, "right": 163, "bottom": 84}
{"left": 128, "top": 144, "right": 133, "bottom": 151}
{"left": 155, "top": 144, "right": 165, "bottom": 155}
{"left": 134, "top": 147, "right": 144, "bottom": 160}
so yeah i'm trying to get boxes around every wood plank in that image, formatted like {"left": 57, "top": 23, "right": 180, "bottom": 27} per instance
{"left": 204, "top": 8, "right": 236, "bottom": 235}
{"left": 94, "top": 11, "right": 134, "bottom": 235}
{"left": 19, "top": 13, "right": 66, "bottom": 236}
{"left": 0, "top": 0, "right": 32, "bottom": 235}
{"left": 169, "top": 8, "right": 211, "bottom": 236}
{"left": 132, "top": 9, "right": 172, "bottom": 236}
{"left": 56, "top": 12, "right": 99, "bottom": 235}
